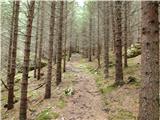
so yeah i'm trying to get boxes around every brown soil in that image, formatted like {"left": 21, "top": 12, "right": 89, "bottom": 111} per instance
{"left": 59, "top": 54, "right": 107, "bottom": 120}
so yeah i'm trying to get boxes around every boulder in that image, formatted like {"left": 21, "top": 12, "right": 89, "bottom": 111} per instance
{"left": 127, "top": 43, "right": 141, "bottom": 58}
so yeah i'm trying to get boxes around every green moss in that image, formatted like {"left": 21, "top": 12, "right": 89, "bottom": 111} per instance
{"left": 28, "top": 90, "right": 39, "bottom": 99}
{"left": 15, "top": 70, "right": 34, "bottom": 83}
{"left": 36, "top": 108, "right": 59, "bottom": 120}
{"left": 14, "top": 91, "right": 20, "bottom": 101}
{"left": 56, "top": 99, "right": 66, "bottom": 109}
{"left": 86, "top": 66, "right": 95, "bottom": 73}
{"left": 99, "top": 84, "right": 118, "bottom": 94}
{"left": 63, "top": 72, "right": 74, "bottom": 79}
{"left": 127, "top": 43, "right": 141, "bottom": 58}
{"left": 109, "top": 109, "right": 136, "bottom": 120}
{"left": 96, "top": 78, "right": 103, "bottom": 87}
{"left": 17, "top": 61, "right": 47, "bottom": 73}
{"left": 51, "top": 112, "right": 59, "bottom": 119}
{"left": 15, "top": 73, "right": 22, "bottom": 83}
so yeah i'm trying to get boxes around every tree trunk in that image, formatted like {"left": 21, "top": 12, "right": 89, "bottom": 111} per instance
{"left": 34, "top": 2, "right": 40, "bottom": 78}
{"left": 19, "top": 1, "right": 35, "bottom": 120}
{"left": 68, "top": 19, "right": 72, "bottom": 61}
{"left": 114, "top": 1, "right": 124, "bottom": 85}
{"left": 63, "top": 1, "right": 67, "bottom": 73}
{"left": 53, "top": 45, "right": 57, "bottom": 64}
{"left": 138, "top": 2, "right": 159, "bottom": 120}
{"left": 103, "top": 2, "right": 109, "bottom": 79}
{"left": 127, "top": 2, "right": 131, "bottom": 47}
{"left": 56, "top": 1, "right": 64, "bottom": 86}
{"left": 37, "top": 1, "right": 44, "bottom": 80}
{"left": 7, "top": 1, "right": 20, "bottom": 110}
{"left": 88, "top": 10, "right": 92, "bottom": 62}
{"left": 44, "top": 1, "right": 56, "bottom": 99}
{"left": 7, "top": 2, "right": 15, "bottom": 87}
{"left": 111, "top": 2, "right": 115, "bottom": 53}
{"left": 7, "top": 2, "right": 15, "bottom": 86}
{"left": 97, "top": 2, "right": 101, "bottom": 68}
{"left": 124, "top": 2, "right": 128, "bottom": 68}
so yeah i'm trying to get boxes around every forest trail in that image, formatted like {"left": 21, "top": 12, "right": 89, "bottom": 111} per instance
{"left": 59, "top": 54, "right": 107, "bottom": 120}
{"left": 1, "top": 53, "right": 140, "bottom": 120}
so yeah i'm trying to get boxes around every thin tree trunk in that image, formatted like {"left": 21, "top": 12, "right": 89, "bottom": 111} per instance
{"left": 56, "top": 1, "right": 64, "bottom": 86}
{"left": 114, "top": 1, "right": 124, "bottom": 85}
{"left": 44, "top": 1, "right": 56, "bottom": 99}
{"left": 103, "top": 2, "right": 109, "bottom": 78}
{"left": 53, "top": 46, "right": 57, "bottom": 64}
{"left": 138, "top": 2, "right": 159, "bottom": 120}
{"left": 88, "top": 10, "right": 92, "bottom": 62}
{"left": 63, "top": 1, "right": 67, "bottom": 72}
{"left": 34, "top": 2, "right": 40, "bottom": 78}
{"left": 111, "top": 2, "right": 115, "bottom": 53}
{"left": 92, "top": 13, "right": 95, "bottom": 56}
{"left": 97, "top": 2, "right": 101, "bottom": 68}
{"left": 124, "top": 2, "right": 128, "bottom": 68}
{"left": 19, "top": 1, "right": 35, "bottom": 120}
{"left": 37, "top": 1, "right": 44, "bottom": 80}
{"left": 68, "top": 19, "right": 72, "bottom": 61}
{"left": 127, "top": 2, "right": 131, "bottom": 47}
{"left": 7, "top": 1, "right": 20, "bottom": 110}
{"left": 7, "top": 2, "right": 15, "bottom": 86}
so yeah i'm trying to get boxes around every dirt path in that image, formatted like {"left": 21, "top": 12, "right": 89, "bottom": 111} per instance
{"left": 59, "top": 54, "right": 107, "bottom": 120}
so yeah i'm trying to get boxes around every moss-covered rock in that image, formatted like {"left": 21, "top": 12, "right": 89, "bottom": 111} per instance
{"left": 15, "top": 50, "right": 47, "bottom": 73}
{"left": 64, "top": 87, "right": 75, "bottom": 96}
{"left": 127, "top": 43, "right": 141, "bottom": 58}
{"left": 17, "top": 61, "right": 47, "bottom": 73}
{"left": 127, "top": 76, "right": 137, "bottom": 84}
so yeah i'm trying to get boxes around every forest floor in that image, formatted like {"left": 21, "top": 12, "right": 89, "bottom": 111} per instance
{"left": 1, "top": 53, "right": 141, "bottom": 120}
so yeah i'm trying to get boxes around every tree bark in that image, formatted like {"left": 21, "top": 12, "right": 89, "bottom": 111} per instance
{"left": 34, "top": 2, "right": 40, "bottom": 78}
{"left": 19, "top": 1, "right": 35, "bottom": 120}
{"left": 97, "top": 2, "right": 101, "bottom": 68}
{"left": 56, "top": 1, "right": 64, "bottom": 86}
{"left": 37, "top": 1, "right": 44, "bottom": 80}
{"left": 7, "top": 2, "right": 15, "bottom": 87}
{"left": 88, "top": 7, "right": 92, "bottom": 62}
{"left": 44, "top": 1, "right": 56, "bottom": 99}
{"left": 7, "top": 1, "right": 20, "bottom": 110}
{"left": 103, "top": 2, "right": 109, "bottom": 78}
{"left": 114, "top": 1, "right": 124, "bottom": 85}
{"left": 138, "top": 2, "right": 159, "bottom": 120}
{"left": 68, "top": 18, "right": 72, "bottom": 61}
{"left": 111, "top": 2, "right": 115, "bottom": 53}
{"left": 124, "top": 2, "right": 128, "bottom": 68}
{"left": 63, "top": 1, "right": 67, "bottom": 72}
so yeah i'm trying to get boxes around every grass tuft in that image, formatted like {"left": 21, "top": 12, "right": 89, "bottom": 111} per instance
{"left": 36, "top": 108, "right": 59, "bottom": 120}
{"left": 109, "top": 109, "right": 136, "bottom": 120}
{"left": 99, "top": 84, "right": 118, "bottom": 94}
{"left": 56, "top": 99, "right": 66, "bottom": 109}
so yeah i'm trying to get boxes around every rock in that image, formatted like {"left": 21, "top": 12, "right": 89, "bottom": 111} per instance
{"left": 102, "top": 107, "right": 110, "bottom": 112}
{"left": 65, "top": 87, "right": 75, "bottom": 96}
{"left": 127, "top": 76, "right": 137, "bottom": 84}
{"left": 17, "top": 61, "right": 47, "bottom": 73}
{"left": 127, "top": 43, "right": 141, "bottom": 58}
